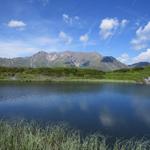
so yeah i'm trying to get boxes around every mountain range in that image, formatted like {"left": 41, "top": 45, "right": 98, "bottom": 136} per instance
{"left": 129, "top": 62, "right": 150, "bottom": 68}
{"left": 0, "top": 51, "right": 128, "bottom": 71}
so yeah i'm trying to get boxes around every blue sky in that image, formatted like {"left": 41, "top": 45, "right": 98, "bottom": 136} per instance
{"left": 0, "top": 0, "right": 150, "bottom": 64}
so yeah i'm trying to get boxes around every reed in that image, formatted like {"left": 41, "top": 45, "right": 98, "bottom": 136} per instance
{"left": 0, "top": 120, "right": 149, "bottom": 150}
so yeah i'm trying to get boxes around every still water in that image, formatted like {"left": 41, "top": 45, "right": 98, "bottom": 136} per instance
{"left": 0, "top": 82, "right": 150, "bottom": 138}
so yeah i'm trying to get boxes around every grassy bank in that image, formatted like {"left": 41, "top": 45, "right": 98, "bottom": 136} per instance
{"left": 0, "top": 79, "right": 137, "bottom": 84}
{"left": 0, "top": 66, "right": 150, "bottom": 83}
{"left": 105, "top": 67, "right": 150, "bottom": 83}
{"left": 0, "top": 120, "right": 149, "bottom": 150}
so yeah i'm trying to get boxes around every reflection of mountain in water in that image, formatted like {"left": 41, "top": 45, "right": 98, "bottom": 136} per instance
{"left": 0, "top": 83, "right": 103, "bottom": 102}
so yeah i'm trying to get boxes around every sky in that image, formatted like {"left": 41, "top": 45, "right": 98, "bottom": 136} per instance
{"left": 0, "top": 0, "right": 150, "bottom": 64}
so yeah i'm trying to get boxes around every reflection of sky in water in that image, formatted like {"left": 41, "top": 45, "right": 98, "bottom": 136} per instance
{"left": 0, "top": 83, "right": 150, "bottom": 138}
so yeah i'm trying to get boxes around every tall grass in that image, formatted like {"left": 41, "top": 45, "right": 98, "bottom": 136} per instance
{"left": 0, "top": 120, "right": 149, "bottom": 150}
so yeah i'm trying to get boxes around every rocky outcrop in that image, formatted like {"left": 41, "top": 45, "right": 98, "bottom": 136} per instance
{"left": 0, "top": 51, "right": 127, "bottom": 71}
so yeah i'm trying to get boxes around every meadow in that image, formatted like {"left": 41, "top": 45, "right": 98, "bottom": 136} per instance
{"left": 0, "top": 66, "right": 149, "bottom": 83}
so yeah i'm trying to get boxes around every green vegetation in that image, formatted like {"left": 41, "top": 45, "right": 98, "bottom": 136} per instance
{"left": 0, "top": 67, "right": 104, "bottom": 83}
{"left": 105, "top": 67, "right": 150, "bottom": 82}
{"left": 0, "top": 66, "right": 150, "bottom": 83}
{"left": 0, "top": 120, "right": 149, "bottom": 150}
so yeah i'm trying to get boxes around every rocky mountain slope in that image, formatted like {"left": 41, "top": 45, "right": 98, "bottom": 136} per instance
{"left": 0, "top": 51, "right": 127, "bottom": 71}
{"left": 129, "top": 62, "right": 150, "bottom": 68}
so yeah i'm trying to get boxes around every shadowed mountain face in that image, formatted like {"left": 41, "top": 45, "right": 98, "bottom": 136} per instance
{"left": 0, "top": 51, "right": 127, "bottom": 71}
{"left": 129, "top": 62, "right": 150, "bottom": 68}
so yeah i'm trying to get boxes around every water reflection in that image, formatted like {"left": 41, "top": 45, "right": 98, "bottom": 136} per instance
{"left": 132, "top": 97, "right": 150, "bottom": 128}
{"left": 0, "top": 83, "right": 150, "bottom": 138}
{"left": 99, "top": 107, "right": 115, "bottom": 127}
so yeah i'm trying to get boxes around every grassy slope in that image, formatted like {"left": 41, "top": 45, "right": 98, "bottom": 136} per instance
{"left": 0, "top": 120, "right": 149, "bottom": 150}
{"left": 0, "top": 67, "right": 150, "bottom": 83}
{"left": 105, "top": 67, "right": 150, "bottom": 82}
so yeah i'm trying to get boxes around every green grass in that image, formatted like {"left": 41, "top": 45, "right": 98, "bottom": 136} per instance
{"left": 104, "top": 67, "right": 150, "bottom": 82}
{"left": 0, "top": 66, "right": 150, "bottom": 83}
{"left": 0, "top": 120, "right": 149, "bottom": 150}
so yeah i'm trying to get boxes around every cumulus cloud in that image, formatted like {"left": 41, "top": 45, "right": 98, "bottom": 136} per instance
{"left": 117, "top": 53, "right": 130, "bottom": 64}
{"left": 118, "top": 49, "right": 150, "bottom": 64}
{"left": 133, "top": 49, "right": 150, "bottom": 62}
{"left": 59, "top": 31, "right": 72, "bottom": 44}
{"left": 99, "top": 18, "right": 128, "bottom": 39}
{"left": 80, "top": 34, "right": 89, "bottom": 43}
{"left": 62, "top": 14, "right": 80, "bottom": 25}
{"left": 121, "top": 19, "right": 129, "bottom": 27}
{"left": 7, "top": 20, "right": 26, "bottom": 28}
{"left": 131, "top": 22, "right": 150, "bottom": 50}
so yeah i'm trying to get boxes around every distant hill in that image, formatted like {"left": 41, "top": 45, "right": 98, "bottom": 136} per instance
{"left": 0, "top": 51, "right": 127, "bottom": 71}
{"left": 129, "top": 62, "right": 150, "bottom": 68}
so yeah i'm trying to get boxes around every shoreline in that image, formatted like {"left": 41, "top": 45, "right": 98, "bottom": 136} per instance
{"left": 0, "top": 67, "right": 149, "bottom": 85}
{"left": 0, "top": 78, "right": 142, "bottom": 84}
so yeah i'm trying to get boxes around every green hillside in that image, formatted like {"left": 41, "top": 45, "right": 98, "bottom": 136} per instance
{"left": 0, "top": 66, "right": 150, "bottom": 83}
{"left": 105, "top": 67, "right": 150, "bottom": 82}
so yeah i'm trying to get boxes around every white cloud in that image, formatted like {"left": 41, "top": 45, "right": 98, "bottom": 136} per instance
{"left": 0, "top": 36, "right": 72, "bottom": 58}
{"left": 0, "top": 33, "right": 74, "bottom": 58}
{"left": 117, "top": 53, "right": 130, "bottom": 64}
{"left": 7, "top": 20, "right": 26, "bottom": 28}
{"left": 99, "top": 18, "right": 128, "bottom": 39}
{"left": 0, "top": 41, "right": 37, "bottom": 58}
{"left": 99, "top": 18, "right": 119, "bottom": 39}
{"left": 74, "top": 16, "right": 80, "bottom": 20}
{"left": 100, "top": 18, "right": 119, "bottom": 31}
{"left": 121, "top": 19, "right": 129, "bottom": 27}
{"left": 133, "top": 49, "right": 150, "bottom": 62}
{"left": 0, "top": 32, "right": 72, "bottom": 58}
{"left": 118, "top": 49, "right": 150, "bottom": 64}
{"left": 62, "top": 14, "right": 80, "bottom": 25}
{"left": 62, "top": 14, "right": 70, "bottom": 24}
{"left": 80, "top": 34, "right": 89, "bottom": 43}
{"left": 131, "top": 22, "right": 150, "bottom": 50}
{"left": 59, "top": 31, "right": 72, "bottom": 44}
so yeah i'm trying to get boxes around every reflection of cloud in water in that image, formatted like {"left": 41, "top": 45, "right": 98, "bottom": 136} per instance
{"left": 132, "top": 97, "right": 150, "bottom": 127}
{"left": 79, "top": 100, "right": 89, "bottom": 112}
{"left": 99, "top": 108, "right": 115, "bottom": 127}
{"left": 57, "top": 97, "right": 75, "bottom": 113}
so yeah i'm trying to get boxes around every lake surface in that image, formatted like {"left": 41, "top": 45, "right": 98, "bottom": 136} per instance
{"left": 0, "top": 82, "right": 150, "bottom": 138}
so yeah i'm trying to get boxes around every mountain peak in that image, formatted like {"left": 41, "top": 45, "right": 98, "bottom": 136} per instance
{"left": 101, "top": 56, "right": 116, "bottom": 63}
{"left": 35, "top": 51, "right": 48, "bottom": 55}
{"left": 129, "top": 62, "right": 150, "bottom": 68}
{"left": 0, "top": 51, "right": 127, "bottom": 71}
{"left": 33, "top": 51, "right": 48, "bottom": 57}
